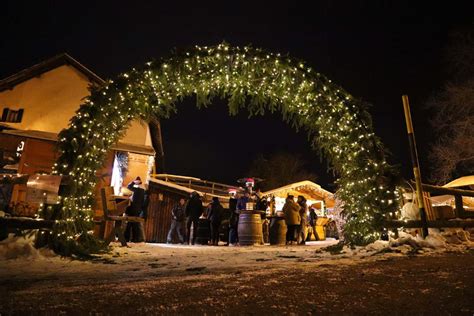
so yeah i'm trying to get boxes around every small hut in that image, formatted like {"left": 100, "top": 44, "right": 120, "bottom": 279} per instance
{"left": 262, "top": 180, "right": 335, "bottom": 214}
{"left": 145, "top": 174, "right": 237, "bottom": 242}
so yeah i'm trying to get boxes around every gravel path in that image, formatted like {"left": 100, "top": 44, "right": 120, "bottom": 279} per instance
{"left": 2, "top": 250, "right": 473, "bottom": 315}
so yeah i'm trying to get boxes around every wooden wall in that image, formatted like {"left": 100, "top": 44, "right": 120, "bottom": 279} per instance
{"left": 145, "top": 182, "right": 188, "bottom": 243}
{"left": 11, "top": 137, "right": 58, "bottom": 216}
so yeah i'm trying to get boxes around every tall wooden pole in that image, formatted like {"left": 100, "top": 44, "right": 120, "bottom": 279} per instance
{"left": 148, "top": 118, "right": 166, "bottom": 174}
{"left": 402, "top": 95, "right": 428, "bottom": 237}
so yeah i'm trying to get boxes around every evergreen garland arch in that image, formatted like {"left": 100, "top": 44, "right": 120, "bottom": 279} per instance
{"left": 45, "top": 43, "right": 398, "bottom": 255}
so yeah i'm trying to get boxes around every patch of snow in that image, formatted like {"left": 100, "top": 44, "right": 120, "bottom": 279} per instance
{"left": 0, "top": 234, "right": 55, "bottom": 260}
{"left": 359, "top": 228, "right": 474, "bottom": 255}
{"left": 0, "top": 227, "right": 472, "bottom": 288}
{"left": 364, "top": 240, "right": 389, "bottom": 252}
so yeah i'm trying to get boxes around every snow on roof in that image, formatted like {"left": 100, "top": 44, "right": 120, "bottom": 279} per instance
{"left": 443, "top": 175, "right": 474, "bottom": 188}
{"left": 1, "top": 129, "right": 155, "bottom": 155}
{"left": 155, "top": 174, "right": 202, "bottom": 181}
{"left": 429, "top": 195, "right": 454, "bottom": 205}
{"left": 0, "top": 53, "right": 104, "bottom": 92}
{"left": 263, "top": 180, "right": 334, "bottom": 200}
{"left": 148, "top": 178, "right": 229, "bottom": 200}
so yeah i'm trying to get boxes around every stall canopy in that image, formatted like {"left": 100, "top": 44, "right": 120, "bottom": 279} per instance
{"left": 263, "top": 180, "right": 335, "bottom": 210}
{"left": 427, "top": 176, "right": 474, "bottom": 209}
{"left": 443, "top": 175, "right": 474, "bottom": 189}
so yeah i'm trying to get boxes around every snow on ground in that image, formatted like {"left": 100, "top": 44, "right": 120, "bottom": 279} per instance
{"left": 0, "top": 233, "right": 55, "bottom": 260}
{"left": 1, "top": 228, "right": 473, "bottom": 284}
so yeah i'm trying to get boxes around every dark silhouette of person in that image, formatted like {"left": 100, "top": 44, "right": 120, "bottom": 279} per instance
{"left": 207, "top": 197, "right": 223, "bottom": 246}
{"left": 185, "top": 191, "right": 203, "bottom": 245}
{"left": 124, "top": 176, "right": 147, "bottom": 242}
{"left": 167, "top": 197, "right": 186, "bottom": 244}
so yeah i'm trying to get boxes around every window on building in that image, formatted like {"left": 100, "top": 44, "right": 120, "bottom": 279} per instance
{"left": 1, "top": 108, "right": 24, "bottom": 123}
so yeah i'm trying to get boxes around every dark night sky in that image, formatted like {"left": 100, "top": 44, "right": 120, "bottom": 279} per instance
{"left": 2, "top": 1, "right": 473, "bottom": 189}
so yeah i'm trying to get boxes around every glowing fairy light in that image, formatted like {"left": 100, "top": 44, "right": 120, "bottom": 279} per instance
{"left": 45, "top": 43, "right": 398, "bottom": 256}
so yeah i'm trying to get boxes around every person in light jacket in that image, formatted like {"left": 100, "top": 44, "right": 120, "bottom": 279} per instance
{"left": 296, "top": 195, "right": 308, "bottom": 245}
{"left": 282, "top": 195, "right": 301, "bottom": 245}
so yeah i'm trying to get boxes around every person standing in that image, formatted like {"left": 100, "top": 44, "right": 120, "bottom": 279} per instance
{"left": 228, "top": 193, "right": 239, "bottom": 246}
{"left": 237, "top": 191, "right": 250, "bottom": 211}
{"left": 207, "top": 197, "right": 223, "bottom": 246}
{"left": 296, "top": 195, "right": 308, "bottom": 245}
{"left": 185, "top": 191, "right": 203, "bottom": 245}
{"left": 282, "top": 195, "right": 301, "bottom": 245}
{"left": 308, "top": 207, "right": 319, "bottom": 241}
{"left": 124, "top": 177, "right": 147, "bottom": 242}
{"left": 166, "top": 197, "right": 186, "bottom": 244}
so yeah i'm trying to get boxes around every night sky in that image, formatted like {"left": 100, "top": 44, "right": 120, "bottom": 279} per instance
{"left": 2, "top": 1, "right": 472, "bottom": 189}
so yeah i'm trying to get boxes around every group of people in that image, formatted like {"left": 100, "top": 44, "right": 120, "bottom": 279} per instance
{"left": 166, "top": 191, "right": 226, "bottom": 245}
{"left": 282, "top": 195, "right": 319, "bottom": 245}
{"left": 123, "top": 177, "right": 320, "bottom": 246}
{"left": 167, "top": 189, "right": 266, "bottom": 246}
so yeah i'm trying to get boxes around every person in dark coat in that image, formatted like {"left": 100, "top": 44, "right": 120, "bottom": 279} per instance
{"left": 167, "top": 197, "right": 186, "bottom": 244}
{"left": 124, "top": 176, "right": 147, "bottom": 242}
{"left": 236, "top": 191, "right": 250, "bottom": 211}
{"left": 185, "top": 191, "right": 203, "bottom": 245}
{"left": 228, "top": 193, "right": 239, "bottom": 246}
{"left": 254, "top": 188, "right": 268, "bottom": 219}
{"left": 308, "top": 207, "right": 319, "bottom": 241}
{"left": 207, "top": 197, "right": 223, "bottom": 246}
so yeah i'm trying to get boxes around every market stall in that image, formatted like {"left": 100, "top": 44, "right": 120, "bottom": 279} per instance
{"left": 262, "top": 180, "right": 336, "bottom": 240}
{"left": 145, "top": 174, "right": 235, "bottom": 243}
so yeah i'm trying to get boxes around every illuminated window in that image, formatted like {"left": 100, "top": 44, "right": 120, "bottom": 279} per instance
{"left": 1, "top": 108, "right": 24, "bottom": 123}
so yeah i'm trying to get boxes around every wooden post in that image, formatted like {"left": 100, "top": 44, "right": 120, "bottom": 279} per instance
{"left": 454, "top": 194, "right": 464, "bottom": 218}
{"left": 402, "top": 95, "right": 429, "bottom": 237}
{"left": 148, "top": 118, "right": 166, "bottom": 173}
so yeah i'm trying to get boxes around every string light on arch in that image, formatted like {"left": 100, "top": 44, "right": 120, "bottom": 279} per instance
{"left": 42, "top": 43, "right": 398, "bottom": 256}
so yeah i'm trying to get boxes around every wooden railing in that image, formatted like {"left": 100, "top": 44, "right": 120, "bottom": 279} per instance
{"left": 384, "top": 182, "right": 474, "bottom": 230}
{"left": 153, "top": 174, "right": 237, "bottom": 197}
{"left": 416, "top": 182, "right": 474, "bottom": 219}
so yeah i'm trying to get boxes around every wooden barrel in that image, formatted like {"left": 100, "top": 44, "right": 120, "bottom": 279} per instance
{"left": 269, "top": 216, "right": 287, "bottom": 245}
{"left": 315, "top": 217, "right": 329, "bottom": 241}
{"left": 238, "top": 211, "right": 263, "bottom": 246}
{"left": 315, "top": 225, "right": 326, "bottom": 241}
{"left": 195, "top": 219, "right": 210, "bottom": 245}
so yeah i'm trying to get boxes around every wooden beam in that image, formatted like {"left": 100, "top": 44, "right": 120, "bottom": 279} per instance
{"left": 402, "top": 95, "right": 428, "bottom": 237}
{"left": 414, "top": 182, "right": 474, "bottom": 197}
{"left": 0, "top": 174, "right": 29, "bottom": 185}
{"left": 0, "top": 217, "right": 54, "bottom": 229}
{"left": 384, "top": 220, "right": 474, "bottom": 228}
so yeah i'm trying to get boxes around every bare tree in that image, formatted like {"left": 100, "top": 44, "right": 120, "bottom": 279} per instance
{"left": 429, "top": 28, "right": 474, "bottom": 183}
{"left": 247, "top": 152, "right": 318, "bottom": 191}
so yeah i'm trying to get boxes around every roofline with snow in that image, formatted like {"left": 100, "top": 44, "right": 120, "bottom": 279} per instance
{"left": 0, "top": 53, "right": 105, "bottom": 92}
{"left": 263, "top": 180, "right": 334, "bottom": 198}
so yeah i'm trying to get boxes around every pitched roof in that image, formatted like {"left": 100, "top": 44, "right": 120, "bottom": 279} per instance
{"left": 0, "top": 53, "right": 105, "bottom": 92}
{"left": 262, "top": 180, "right": 335, "bottom": 207}
{"left": 263, "top": 180, "right": 334, "bottom": 197}
{"left": 443, "top": 175, "right": 474, "bottom": 188}
{"left": 1, "top": 129, "right": 155, "bottom": 156}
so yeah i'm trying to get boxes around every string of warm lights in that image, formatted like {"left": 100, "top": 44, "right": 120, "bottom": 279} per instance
{"left": 40, "top": 43, "right": 398, "bottom": 255}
